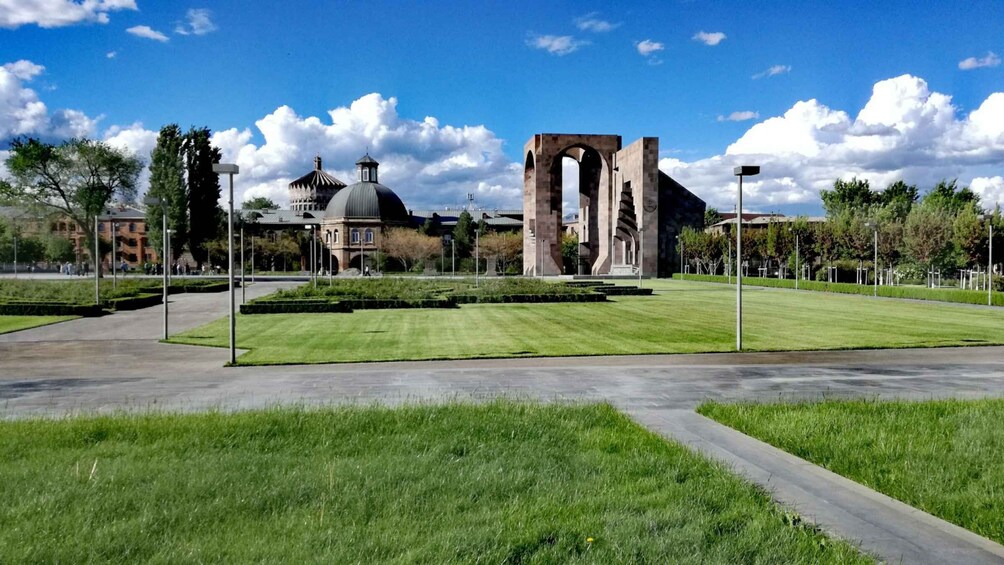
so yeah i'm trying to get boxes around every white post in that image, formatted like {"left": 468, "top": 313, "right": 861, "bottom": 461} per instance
{"left": 93, "top": 216, "right": 100, "bottom": 304}
{"left": 227, "top": 174, "right": 235, "bottom": 364}
{"left": 111, "top": 223, "right": 117, "bottom": 289}
{"left": 795, "top": 234, "right": 800, "bottom": 290}
{"left": 240, "top": 224, "right": 245, "bottom": 304}
{"left": 162, "top": 205, "right": 168, "bottom": 340}
{"left": 475, "top": 228, "right": 480, "bottom": 287}
{"left": 736, "top": 178, "right": 742, "bottom": 351}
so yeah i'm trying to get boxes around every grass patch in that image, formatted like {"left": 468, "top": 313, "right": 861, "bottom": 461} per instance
{"left": 0, "top": 402, "right": 870, "bottom": 563}
{"left": 266, "top": 277, "right": 595, "bottom": 302}
{"left": 0, "top": 278, "right": 228, "bottom": 308}
{"left": 676, "top": 273, "right": 1003, "bottom": 306}
{"left": 0, "top": 315, "right": 76, "bottom": 334}
{"left": 171, "top": 279, "right": 1004, "bottom": 364}
{"left": 699, "top": 398, "right": 1004, "bottom": 545}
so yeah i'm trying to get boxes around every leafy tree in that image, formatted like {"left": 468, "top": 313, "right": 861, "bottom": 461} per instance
{"left": 704, "top": 207, "right": 723, "bottom": 228}
{"left": 243, "top": 196, "right": 278, "bottom": 210}
{"left": 903, "top": 205, "right": 953, "bottom": 285}
{"left": 419, "top": 213, "right": 441, "bottom": 236}
{"left": 922, "top": 179, "right": 980, "bottom": 216}
{"left": 44, "top": 235, "right": 76, "bottom": 263}
{"left": 2, "top": 137, "right": 141, "bottom": 267}
{"left": 560, "top": 232, "right": 578, "bottom": 274}
{"left": 452, "top": 211, "right": 475, "bottom": 258}
{"left": 185, "top": 126, "right": 223, "bottom": 268}
{"left": 481, "top": 231, "right": 522, "bottom": 274}
{"left": 147, "top": 124, "right": 188, "bottom": 261}
{"left": 878, "top": 180, "right": 918, "bottom": 220}
{"left": 820, "top": 177, "right": 875, "bottom": 217}
{"left": 382, "top": 228, "right": 441, "bottom": 272}
{"left": 953, "top": 207, "right": 988, "bottom": 267}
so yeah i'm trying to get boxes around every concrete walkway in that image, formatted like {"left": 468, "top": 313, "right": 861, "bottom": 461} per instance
{"left": 1, "top": 282, "right": 1003, "bottom": 563}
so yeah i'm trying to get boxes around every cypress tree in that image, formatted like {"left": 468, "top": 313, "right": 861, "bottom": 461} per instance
{"left": 185, "top": 127, "right": 223, "bottom": 268}
{"left": 147, "top": 124, "right": 187, "bottom": 262}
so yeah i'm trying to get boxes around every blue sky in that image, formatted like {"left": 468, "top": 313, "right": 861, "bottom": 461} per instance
{"left": 1, "top": 0, "right": 1003, "bottom": 215}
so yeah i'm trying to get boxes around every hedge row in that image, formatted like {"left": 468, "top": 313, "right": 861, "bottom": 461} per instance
{"left": 107, "top": 293, "right": 163, "bottom": 311}
{"left": 240, "top": 300, "right": 352, "bottom": 314}
{"left": 452, "top": 293, "right": 607, "bottom": 304}
{"left": 674, "top": 273, "right": 1003, "bottom": 306}
{"left": 0, "top": 301, "right": 105, "bottom": 316}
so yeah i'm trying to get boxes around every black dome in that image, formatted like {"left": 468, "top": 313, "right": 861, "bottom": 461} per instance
{"left": 324, "top": 181, "right": 409, "bottom": 223}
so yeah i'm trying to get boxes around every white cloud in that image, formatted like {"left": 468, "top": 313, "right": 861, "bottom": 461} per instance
{"left": 0, "top": 0, "right": 135, "bottom": 29}
{"left": 692, "top": 31, "right": 726, "bottom": 46}
{"left": 2, "top": 60, "right": 44, "bottom": 80}
{"left": 205, "top": 93, "right": 521, "bottom": 209}
{"left": 635, "top": 39, "right": 664, "bottom": 56}
{"left": 0, "top": 59, "right": 98, "bottom": 140}
{"left": 574, "top": 12, "right": 619, "bottom": 32}
{"left": 959, "top": 51, "right": 1001, "bottom": 70}
{"left": 126, "top": 25, "right": 168, "bottom": 42}
{"left": 717, "top": 111, "right": 759, "bottom": 122}
{"left": 526, "top": 34, "right": 588, "bottom": 56}
{"left": 752, "top": 64, "right": 791, "bottom": 79}
{"left": 661, "top": 74, "right": 1004, "bottom": 212}
{"left": 106, "top": 51, "right": 117, "bottom": 59}
{"left": 175, "top": 8, "right": 216, "bottom": 36}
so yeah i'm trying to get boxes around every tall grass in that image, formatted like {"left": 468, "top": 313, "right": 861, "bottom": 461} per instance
{"left": 700, "top": 398, "right": 1004, "bottom": 545}
{"left": 0, "top": 402, "right": 870, "bottom": 563}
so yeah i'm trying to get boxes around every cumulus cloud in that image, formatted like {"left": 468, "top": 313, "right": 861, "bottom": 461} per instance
{"left": 0, "top": 59, "right": 98, "bottom": 142}
{"left": 717, "top": 111, "right": 759, "bottom": 122}
{"left": 661, "top": 74, "right": 1004, "bottom": 212}
{"left": 201, "top": 93, "right": 521, "bottom": 209}
{"left": 752, "top": 64, "right": 791, "bottom": 79}
{"left": 526, "top": 34, "right": 588, "bottom": 56}
{"left": 175, "top": 8, "right": 216, "bottom": 36}
{"left": 635, "top": 39, "right": 664, "bottom": 56}
{"left": 574, "top": 12, "right": 619, "bottom": 32}
{"left": 0, "top": 0, "right": 136, "bottom": 29}
{"left": 692, "top": 31, "right": 726, "bottom": 46}
{"left": 959, "top": 51, "right": 1001, "bottom": 70}
{"left": 126, "top": 25, "right": 168, "bottom": 42}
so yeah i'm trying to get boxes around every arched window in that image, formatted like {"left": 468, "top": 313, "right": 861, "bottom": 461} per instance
{"left": 333, "top": 229, "right": 339, "bottom": 243}
{"left": 351, "top": 229, "right": 360, "bottom": 243}
{"left": 362, "top": 168, "right": 370, "bottom": 182}
{"left": 98, "top": 222, "right": 105, "bottom": 232}
{"left": 364, "top": 229, "right": 373, "bottom": 243}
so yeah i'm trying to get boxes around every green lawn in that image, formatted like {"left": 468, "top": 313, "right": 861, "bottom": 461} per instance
{"left": 170, "top": 279, "right": 1004, "bottom": 365}
{"left": 0, "top": 315, "right": 76, "bottom": 334}
{"left": 699, "top": 398, "right": 1004, "bottom": 545}
{"left": 0, "top": 402, "right": 870, "bottom": 563}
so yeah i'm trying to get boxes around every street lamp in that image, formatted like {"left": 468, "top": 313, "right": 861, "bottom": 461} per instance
{"left": 144, "top": 195, "right": 170, "bottom": 339}
{"left": 980, "top": 214, "right": 994, "bottom": 306}
{"left": 865, "top": 221, "right": 878, "bottom": 297}
{"left": 240, "top": 219, "right": 245, "bottom": 304}
{"left": 93, "top": 216, "right": 100, "bottom": 304}
{"left": 733, "top": 165, "right": 760, "bottom": 351}
{"left": 212, "top": 163, "right": 239, "bottom": 365}
{"left": 304, "top": 224, "right": 316, "bottom": 286}
{"left": 111, "top": 222, "right": 118, "bottom": 289}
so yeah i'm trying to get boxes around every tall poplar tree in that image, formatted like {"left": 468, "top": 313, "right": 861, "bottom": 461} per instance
{"left": 185, "top": 126, "right": 223, "bottom": 268}
{"left": 147, "top": 124, "right": 188, "bottom": 261}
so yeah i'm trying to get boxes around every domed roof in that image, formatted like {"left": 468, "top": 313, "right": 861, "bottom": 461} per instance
{"left": 289, "top": 156, "right": 346, "bottom": 190}
{"left": 324, "top": 181, "right": 409, "bottom": 223}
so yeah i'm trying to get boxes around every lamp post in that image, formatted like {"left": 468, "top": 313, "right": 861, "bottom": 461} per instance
{"left": 212, "top": 163, "right": 239, "bottom": 365}
{"left": 111, "top": 222, "right": 118, "bottom": 289}
{"left": 240, "top": 220, "right": 245, "bottom": 304}
{"left": 677, "top": 235, "right": 683, "bottom": 278}
{"left": 733, "top": 165, "right": 760, "bottom": 351}
{"left": 304, "top": 224, "right": 316, "bottom": 286}
{"left": 980, "top": 214, "right": 994, "bottom": 306}
{"left": 475, "top": 226, "right": 480, "bottom": 287}
{"left": 144, "top": 195, "right": 170, "bottom": 340}
{"left": 93, "top": 216, "right": 100, "bottom": 304}
{"left": 865, "top": 221, "right": 878, "bottom": 297}
{"left": 12, "top": 233, "right": 16, "bottom": 278}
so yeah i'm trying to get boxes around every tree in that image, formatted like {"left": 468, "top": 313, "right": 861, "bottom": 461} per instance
{"left": 44, "top": 235, "right": 76, "bottom": 263}
{"left": 704, "top": 207, "right": 723, "bottom": 228}
{"left": 2, "top": 137, "right": 141, "bottom": 268}
{"left": 419, "top": 213, "right": 441, "bottom": 236}
{"left": 481, "top": 231, "right": 522, "bottom": 274}
{"left": 954, "top": 207, "right": 988, "bottom": 267}
{"left": 382, "top": 228, "right": 440, "bottom": 272}
{"left": 147, "top": 124, "right": 188, "bottom": 261}
{"left": 185, "top": 126, "right": 223, "bottom": 268}
{"left": 820, "top": 177, "right": 875, "bottom": 217}
{"left": 560, "top": 232, "right": 578, "bottom": 274}
{"left": 452, "top": 211, "right": 475, "bottom": 258}
{"left": 922, "top": 179, "right": 980, "bottom": 216}
{"left": 878, "top": 180, "right": 918, "bottom": 220}
{"left": 903, "top": 205, "right": 953, "bottom": 286}
{"left": 243, "top": 196, "right": 278, "bottom": 210}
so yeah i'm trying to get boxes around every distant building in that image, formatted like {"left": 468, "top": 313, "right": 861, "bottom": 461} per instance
{"left": 705, "top": 214, "right": 827, "bottom": 235}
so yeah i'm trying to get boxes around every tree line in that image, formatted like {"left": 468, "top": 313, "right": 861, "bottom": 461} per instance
{"left": 680, "top": 178, "right": 1002, "bottom": 287}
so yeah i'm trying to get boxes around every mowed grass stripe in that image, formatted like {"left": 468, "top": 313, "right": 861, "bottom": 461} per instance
{"left": 170, "top": 280, "right": 1004, "bottom": 364}
{"left": 700, "top": 398, "right": 1004, "bottom": 546}
{"left": 0, "top": 402, "right": 872, "bottom": 563}
{"left": 0, "top": 315, "right": 78, "bottom": 335}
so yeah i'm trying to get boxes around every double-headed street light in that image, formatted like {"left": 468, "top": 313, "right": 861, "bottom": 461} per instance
{"left": 979, "top": 214, "right": 995, "bottom": 306}
{"left": 733, "top": 165, "right": 760, "bottom": 351}
{"left": 865, "top": 221, "right": 878, "bottom": 297}
{"left": 143, "top": 195, "right": 170, "bottom": 340}
{"left": 213, "top": 163, "right": 240, "bottom": 365}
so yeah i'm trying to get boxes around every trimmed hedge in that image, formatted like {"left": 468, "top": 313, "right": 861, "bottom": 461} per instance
{"left": 240, "top": 300, "right": 352, "bottom": 314}
{"left": 169, "top": 281, "right": 231, "bottom": 293}
{"left": 0, "top": 301, "right": 104, "bottom": 316}
{"left": 452, "top": 293, "right": 608, "bottom": 304}
{"left": 107, "top": 293, "right": 163, "bottom": 311}
{"left": 339, "top": 298, "right": 458, "bottom": 310}
{"left": 674, "top": 273, "right": 1004, "bottom": 306}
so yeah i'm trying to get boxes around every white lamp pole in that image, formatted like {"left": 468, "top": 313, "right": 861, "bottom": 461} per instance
{"left": 93, "top": 216, "right": 100, "bottom": 304}
{"left": 734, "top": 166, "right": 760, "bottom": 351}
{"left": 865, "top": 221, "right": 878, "bottom": 297}
{"left": 213, "top": 163, "right": 239, "bottom": 365}
{"left": 240, "top": 221, "right": 245, "bottom": 304}
{"left": 981, "top": 214, "right": 994, "bottom": 306}
{"left": 475, "top": 227, "right": 480, "bottom": 287}
{"left": 111, "top": 222, "right": 118, "bottom": 289}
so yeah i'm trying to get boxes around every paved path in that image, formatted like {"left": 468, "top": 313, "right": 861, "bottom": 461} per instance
{"left": 1, "top": 282, "right": 1003, "bottom": 564}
